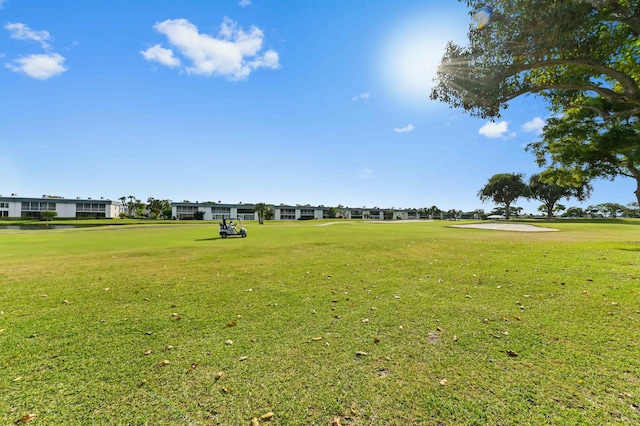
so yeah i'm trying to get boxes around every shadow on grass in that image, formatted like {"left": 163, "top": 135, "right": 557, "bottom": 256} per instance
{"left": 195, "top": 237, "right": 248, "bottom": 241}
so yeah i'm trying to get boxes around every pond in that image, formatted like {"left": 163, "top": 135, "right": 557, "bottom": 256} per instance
{"left": 0, "top": 224, "right": 104, "bottom": 230}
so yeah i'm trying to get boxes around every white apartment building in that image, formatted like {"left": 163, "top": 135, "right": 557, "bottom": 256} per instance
{"left": 0, "top": 195, "right": 121, "bottom": 219}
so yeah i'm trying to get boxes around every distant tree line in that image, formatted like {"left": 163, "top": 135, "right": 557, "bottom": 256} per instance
{"left": 478, "top": 171, "right": 638, "bottom": 220}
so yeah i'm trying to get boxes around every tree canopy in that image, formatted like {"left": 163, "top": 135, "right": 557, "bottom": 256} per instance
{"left": 527, "top": 103, "right": 640, "bottom": 204}
{"left": 478, "top": 173, "right": 529, "bottom": 219}
{"left": 528, "top": 173, "right": 591, "bottom": 219}
{"left": 431, "top": 0, "right": 640, "bottom": 121}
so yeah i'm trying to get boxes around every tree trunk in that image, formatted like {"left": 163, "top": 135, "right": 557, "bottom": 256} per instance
{"left": 504, "top": 203, "right": 511, "bottom": 220}
{"left": 627, "top": 161, "right": 640, "bottom": 207}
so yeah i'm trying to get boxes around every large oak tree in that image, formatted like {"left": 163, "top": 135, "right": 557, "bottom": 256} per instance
{"left": 430, "top": 0, "right": 640, "bottom": 121}
{"left": 528, "top": 172, "right": 592, "bottom": 219}
{"left": 527, "top": 103, "right": 640, "bottom": 204}
{"left": 478, "top": 173, "right": 529, "bottom": 220}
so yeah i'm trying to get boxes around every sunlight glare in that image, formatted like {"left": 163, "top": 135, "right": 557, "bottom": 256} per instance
{"left": 375, "top": 13, "right": 466, "bottom": 109}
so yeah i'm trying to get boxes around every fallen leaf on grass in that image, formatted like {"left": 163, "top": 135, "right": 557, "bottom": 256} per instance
{"left": 362, "top": 318, "right": 369, "bottom": 323}
{"left": 165, "top": 345, "right": 174, "bottom": 350}
{"left": 239, "top": 356, "right": 249, "bottom": 361}
{"left": 260, "top": 411, "right": 274, "bottom": 420}
{"left": 16, "top": 413, "right": 37, "bottom": 423}
{"left": 331, "top": 417, "right": 342, "bottom": 426}
{"left": 312, "top": 337, "right": 323, "bottom": 341}
{"left": 215, "top": 371, "right": 224, "bottom": 381}
{"left": 13, "top": 376, "right": 22, "bottom": 382}
{"left": 144, "top": 349, "right": 153, "bottom": 356}
{"left": 158, "top": 360, "right": 170, "bottom": 366}
{"left": 225, "top": 340, "right": 234, "bottom": 345}
{"left": 374, "top": 336, "right": 380, "bottom": 343}
{"left": 453, "top": 335, "right": 458, "bottom": 342}
{"left": 62, "top": 300, "right": 71, "bottom": 304}
{"left": 251, "top": 418, "right": 260, "bottom": 426}
{"left": 506, "top": 350, "right": 519, "bottom": 357}
{"left": 355, "top": 351, "right": 367, "bottom": 356}
{"left": 439, "top": 379, "right": 448, "bottom": 386}
{"left": 221, "top": 386, "right": 232, "bottom": 393}
{"left": 224, "top": 321, "right": 237, "bottom": 328}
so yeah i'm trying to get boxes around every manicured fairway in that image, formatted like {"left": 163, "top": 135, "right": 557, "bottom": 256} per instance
{"left": 1, "top": 220, "right": 639, "bottom": 425}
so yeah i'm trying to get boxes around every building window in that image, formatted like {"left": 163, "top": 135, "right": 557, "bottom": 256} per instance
{"left": 76, "top": 202, "right": 106, "bottom": 218}
{"left": 212, "top": 207, "right": 231, "bottom": 213}
{"left": 22, "top": 202, "right": 56, "bottom": 211}
{"left": 176, "top": 206, "right": 199, "bottom": 219}
{"left": 299, "top": 208, "right": 315, "bottom": 220}
{"left": 21, "top": 201, "right": 56, "bottom": 218}
{"left": 280, "top": 208, "right": 296, "bottom": 220}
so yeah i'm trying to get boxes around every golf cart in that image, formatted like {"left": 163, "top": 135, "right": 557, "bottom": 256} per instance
{"left": 219, "top": 218, "right": 247, "bottom": 238}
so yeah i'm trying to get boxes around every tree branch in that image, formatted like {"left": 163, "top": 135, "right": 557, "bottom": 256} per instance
{"left": 604, "top": 2, "right": 640, "bottom": 35}
{"left": 507, "top": 58, "right": 640, "bottom": 99}
{"left": 498, "top": 83, "right": 628, "bottom": 105}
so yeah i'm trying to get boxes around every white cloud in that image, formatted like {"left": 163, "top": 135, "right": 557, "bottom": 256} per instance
{"left": 239, "top": 0, "right": 252, "bottom": 6}
{"left": 5, "top": 22, "right": 51, "bottom": 49}
{"left": 143, "top": 18, "right": 280, "bottom": 80}
{"left": 6, "top": 53, "right": 67, "bottom": 79}
{"left": 140, "top": 44, "right": 180, "bottom": 67}
{"left": 521, "top": 117, "right": 545, "bottom": 134}
{"left": 352, "top": 92, "right": 370, "bottom": 102}
{"left": 357, "top": 168, "right": 375, "bottom": 179}
{"left": 394, "top": 124, "right": 414, "bottom": 133}
{"left": 478, "top": 121, "right": 511, "bottom": 138}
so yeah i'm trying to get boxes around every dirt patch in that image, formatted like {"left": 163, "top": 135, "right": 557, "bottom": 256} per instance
{"left": 451, "top": 222, "right": 558, "bottom": 232}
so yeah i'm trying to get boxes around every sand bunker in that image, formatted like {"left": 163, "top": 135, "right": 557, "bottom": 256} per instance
{"left": 451, "top": 223, "right": 558, "bottom": 232}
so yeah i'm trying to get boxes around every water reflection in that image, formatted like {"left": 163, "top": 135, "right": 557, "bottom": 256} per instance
{"left": 0, "top": 224, "right": 103, "bottom": 230}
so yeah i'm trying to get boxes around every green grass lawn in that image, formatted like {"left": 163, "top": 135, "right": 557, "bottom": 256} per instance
{"left": 1, "top": 219, "right": 639, "bottom": 425}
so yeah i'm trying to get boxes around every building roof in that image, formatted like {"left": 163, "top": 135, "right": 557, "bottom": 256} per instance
{"left": 0, "top": 196, "right": 120, "bottom": 205}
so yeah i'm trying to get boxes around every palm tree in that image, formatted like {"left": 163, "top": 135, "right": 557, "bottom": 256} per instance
{"left": 254, "top": 203, "right": 271, "bottom": 224}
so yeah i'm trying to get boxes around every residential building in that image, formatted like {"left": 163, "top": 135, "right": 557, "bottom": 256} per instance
{"left": 0, "top": 195, "right": 121, "bottom": 219}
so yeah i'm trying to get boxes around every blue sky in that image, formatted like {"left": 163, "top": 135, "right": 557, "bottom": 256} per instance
{"left": 0, "top": 0, "right": 635, "bottom": 213}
